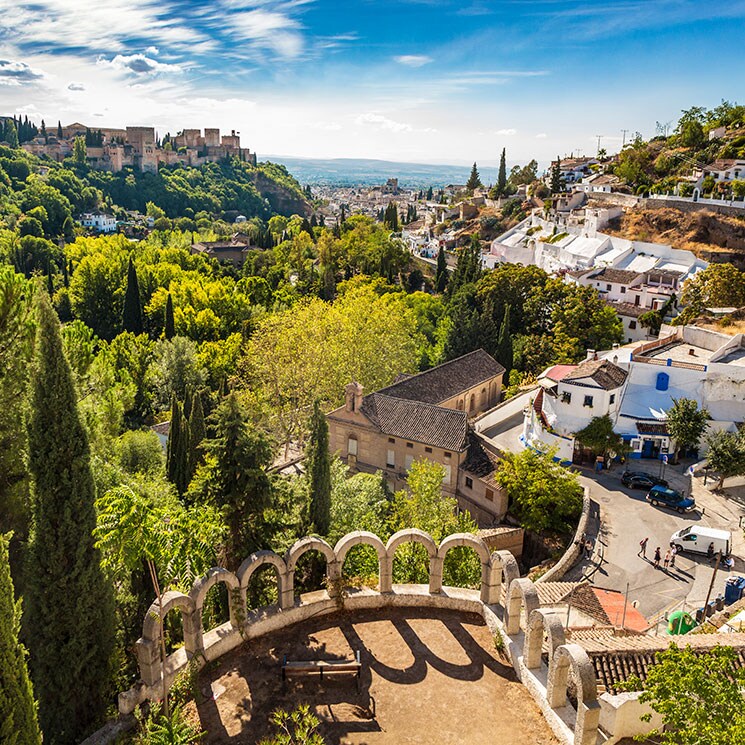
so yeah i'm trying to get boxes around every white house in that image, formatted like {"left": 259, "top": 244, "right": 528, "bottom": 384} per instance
{"left": 695, "top": 159, "right": 745, "bottom": 187}
{"left": 80, "top": 212, "right": 117, "bottom": 233}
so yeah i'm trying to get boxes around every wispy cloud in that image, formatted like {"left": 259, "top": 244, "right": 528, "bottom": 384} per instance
{"left": 536, "top": 133, "right": 547, "bottom": 138}
{"left": 393, "top": 55, "right": 433, "bottom": 67}
{"left": 355, "top": 112, "right": 436, "bottom": 134}
{"left": 67, "top": 82, "right": 85, "bottom": 91}
{"left": 101, "top": 53, "right": 184, "bottom": 76}
{"left": 0, "top": 59, "right": 45, "bottom": 85}
{"left": 495, "top": 128, "right": 517, "bottom": 135}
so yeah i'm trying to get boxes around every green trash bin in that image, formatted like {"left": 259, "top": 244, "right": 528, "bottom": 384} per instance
{"left": 668, "top": 610, "right": 696, "bottom": 635}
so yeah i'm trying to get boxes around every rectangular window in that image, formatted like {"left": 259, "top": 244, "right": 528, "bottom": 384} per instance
{"left": 388, "top": 437, "right": 395, "bottom": 444}
{"left": 386, "top": 449, "right": 395, "bottom": 469}
{"left": 606, "top": 284, "right": 612, "bottom": 291}
{"left": 424, "top": 446, "right": 432, "bottom": 453}
{"left": 347, "top": 437, "right": 358, "bottom": 456}
{"left": 443, "top": 465, "right": 452, "bottom": 484}
{"left": 485, "top": 488, "right": 494, "bottom": 502}
{"left": 405, "top": 454, "right": 414, "bottom": 471}
{"left": 610, "top": 394, "right": 616, "bottom": 404}
{"left": 629, "top": 320, "right": 637, "bottom": 329}
{"left": 444, "top": 451, "right": 451, "bottom": 459}
{"left": 583, "top": 395, "right": 594, "bottom": 407}
{"left": 620, "top": 286, "right": 626, "bottom": 294}
{"left": 465, "top": 476, "right": 473, "bottom": 489}
{"left": 406, "top": 442, "right": 414, "bottom": 449}
{"left": 561, "top": 391, "right": 571, "bottom": 404}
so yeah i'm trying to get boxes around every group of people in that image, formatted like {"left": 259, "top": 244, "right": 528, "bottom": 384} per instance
{"left": 638, "top": 537, "right": 678, "bottom": 569}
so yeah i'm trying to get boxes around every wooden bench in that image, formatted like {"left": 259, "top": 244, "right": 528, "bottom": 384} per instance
{"left": 282, "top": 651, "right": 362, "bottom": 692}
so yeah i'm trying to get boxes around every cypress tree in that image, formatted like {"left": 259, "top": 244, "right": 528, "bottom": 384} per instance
{"left": 550, "top": 156, "right": 562, "bottom": 194}
{"left": 164, "top": 293, "right": 175, "bottom": 340}
{"left": 183, "top": 386, "right": 193, "bottom": 421}
{"left": 45, "top": 264, "right": 53, "bottom": 297}
{"left": 56, "top": 121, "right": 63, "bottom": 139}
{"left": 449, "top": 235, "right": 482, "bottom": 297}
{"left": 496, "top": 303, "right": 513, "bottom": 380}
{"left": 444, "top": 285, "right": 481, "bottom": 361}
{"left": 122, "top": 257, "right": 143, "bottom": 334}
{"left": 497, "top": 148, "right": 507, "bottom": 196}
{"left": 435, "top": 246, "right": 448, "bottom": 293}
{"left": 306, "top": 400, "right": 331, "bottom": 536}
{"left": 479, "top": 296, "right": 500, "bottom": 359}
{"left": 24, "top": 295, "right": 115, "bottom": 744}
{"left": 174, "top": 416, "right": 190, "bottom": 496}
{"left": 188, "top": 391, "right": 206, "bottom": 479}
{"left": 166, "top": 394, "right": 181, "bottom": 485}
{"left": 0, "top": 532, "right": 41, "bottom": 745}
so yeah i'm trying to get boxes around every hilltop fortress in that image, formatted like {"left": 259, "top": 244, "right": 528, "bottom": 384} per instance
{"left": 21, "top": 123, "right": 257, "bottom": 173}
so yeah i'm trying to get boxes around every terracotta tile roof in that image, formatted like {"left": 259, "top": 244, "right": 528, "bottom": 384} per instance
{"left": 151, "top": 421, "right": 170, "bottom": 436}
{"left": 535, "top": 582, "right": 581, "bottom": 605}
{"left": 608, "top": 301, "right": 647, "bottom": 319}
{"left": 583, "top": 633, "right": 745, "bottom": 694}
{"left": 560, "top": 585, "right": 649, "bottom": 632}
{"left": 376, "top": 349, "right": 504, "bottom": 406}
{"left": 542, "top": 364, "right": 577, "bottom": 382}
{"left": 563, "top": 359, "right": 628, "bottom": 390}
{"left": 360, "top": 393, "right": 469, "bottom": 451}
{"left": 588, "top": 267, "right": 642, "bottom": 285}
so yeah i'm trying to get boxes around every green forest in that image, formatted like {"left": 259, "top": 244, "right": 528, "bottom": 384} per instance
{"left": 0, "top": 141, "right": 603, "bottom": 744}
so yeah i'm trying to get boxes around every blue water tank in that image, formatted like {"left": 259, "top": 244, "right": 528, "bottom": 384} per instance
{"left": 656, "top": 372, "right": 669, "bottom": 391}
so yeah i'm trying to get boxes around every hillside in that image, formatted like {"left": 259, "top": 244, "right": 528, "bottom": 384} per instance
{"left": 603, "top": 206, "right": 745, "bottom": 267}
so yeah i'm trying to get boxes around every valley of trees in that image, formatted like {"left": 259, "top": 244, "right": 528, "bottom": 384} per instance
{"left": 0, "top": 140, "right": 609, "bottom": 743}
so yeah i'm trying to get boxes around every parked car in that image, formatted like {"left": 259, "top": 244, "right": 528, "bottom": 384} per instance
{"left": 670, "top": 525, "right": 731, "bottom": 556}
{"left": 646, "top": 485, "right": 696, "bottom": 513}
{"left": 622, "top": 471, "right": 669, "bottom": 489}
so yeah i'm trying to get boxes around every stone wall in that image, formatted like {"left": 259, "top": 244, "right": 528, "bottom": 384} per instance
{"left": 120, "top": 526, "right": 646, "bottom": 745}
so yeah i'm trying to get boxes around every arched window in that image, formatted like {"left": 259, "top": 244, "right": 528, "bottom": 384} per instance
{"left": 347, "top": 435, "right": 358, "bottom": 456}
{"left": 480, "top": 387, "right": 487, "bottom": 406}
{"left": 469, "top": 394, "right": 475, "bottom": 412}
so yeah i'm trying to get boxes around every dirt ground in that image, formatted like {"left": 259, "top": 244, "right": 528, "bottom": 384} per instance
{"left": 184, "top": 606, "right": 559, "bottom": 745}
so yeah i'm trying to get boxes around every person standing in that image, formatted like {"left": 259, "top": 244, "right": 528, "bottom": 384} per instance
{"left": 663, "top": 549, "right": 671, "bottom": 569}
{"left": 639, "top": 537, "right": 649, "bottom": 557}
{"left": 670, "top": 544, "right": 677, "bottom": 568}
{"left": 654, "top": 546, "right": 661, "bottom": 568}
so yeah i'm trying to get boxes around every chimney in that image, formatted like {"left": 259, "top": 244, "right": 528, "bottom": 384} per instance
{"left": 345, "top": 381, "right": 364, "bottom": 413}
{"left": 586, "top": 349, "right": 596, "bottom": 361}
{"left": 612, "top": 343, "right": 620, "bottom": 350}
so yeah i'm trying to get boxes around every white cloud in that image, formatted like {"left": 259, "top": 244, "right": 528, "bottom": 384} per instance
{"left": 0, "top": 59, "right": 45, "bottom": 85}
{"left": 67, "top": 82, "right": 85, "bottom": 91}
{"left": 101, "top": 54, "right": 184, "bottom": 75}
{"left": 146, "top": 46, "right": 160, "bottom": 56}
{"left": 495, "top": 128, "right": 517, "bottom": 136}
{"left": 536, "top": 132, "right": 547, "bottom": 138}
{"left": 393, "top": 55, "right": 433, "bottom": 67}
{"left": 221, "top": 8, "right": 305, "bottom": 59}
{"left": 356, "top": 112, "right": 413, "bottom": 133}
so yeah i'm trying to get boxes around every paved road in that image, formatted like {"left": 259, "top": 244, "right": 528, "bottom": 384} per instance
{"left": 569, "top": 464, "right": 745, "bottom": 624}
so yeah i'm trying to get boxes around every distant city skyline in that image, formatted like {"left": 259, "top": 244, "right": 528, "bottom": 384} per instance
{"left": 1, "top": 0, "right": 744, "bottom": 166}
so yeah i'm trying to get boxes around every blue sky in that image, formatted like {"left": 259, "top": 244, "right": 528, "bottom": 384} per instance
{"left": 1, "top": 0, "right": 744, "bottom": 165}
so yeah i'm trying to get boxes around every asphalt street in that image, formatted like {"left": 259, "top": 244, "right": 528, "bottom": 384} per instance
{"left": 570, "top": 464, "right": 745, "bottom": 624}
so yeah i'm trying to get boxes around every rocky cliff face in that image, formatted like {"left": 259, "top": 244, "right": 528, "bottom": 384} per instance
{"left": 605, "top": 206, "right": 745, "bottom": 268}
{"left": 253, "top": 172, "right": 311, "bottom": 217}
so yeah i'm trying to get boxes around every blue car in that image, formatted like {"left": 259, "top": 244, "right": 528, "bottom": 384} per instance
{"left": 646, "top": 485, "right": 696, "bottom": 514}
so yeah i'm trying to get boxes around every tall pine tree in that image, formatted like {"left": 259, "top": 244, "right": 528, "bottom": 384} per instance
{"left": 466, "top": 162, "right": 482, "bottom": 191}
{"left": 306, "top": 400, "right": 331, "bottom": 536}
{"left": 24, "top": 295, "right": 115, "bottom": 744}
{"left": 496, "top": 303, "right": 513, "bottom": 380}
{"left": 435, "top": 246, "right": 448, "bottom": 293}
{"left": 443, "top": 285, "right": 481, "bottom": 361}
{"left": 122, "top": 257, "right": 143, "bottom": 334}
{"left": 0, "top": 532, "right": 42, "bottom": 745}
{"left": 448, "top": 234, "right": 482, "bottom": 297}
{"left": 164, "top": 292, "right": 175, "bottom": 340}
{"left": 497, "top": 148, "right": 507, "bottom": 196}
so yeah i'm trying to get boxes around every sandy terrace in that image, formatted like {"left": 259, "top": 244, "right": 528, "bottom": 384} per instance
{"left": 185, "top": 606, "right": 559, "bottom": 745}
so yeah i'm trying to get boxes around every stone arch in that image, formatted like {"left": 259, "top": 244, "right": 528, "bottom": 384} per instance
{"left": 334, "top": 531, "right": 389, "bottom": 592}
{"left": 504, "top": 577, "right": 540, "bottom": 635}
{"left": 468, "top": 393, "right": 476, "bottom": 412}
{"left": 189, "top": 567, "right": 240, "bottom": 652}
{"left": 546, "top": 644, "right": 600, "bottom": 745}
{"left": 385, "top": 528, "right": 438, "bottom": 591}
{"left": 457, "top": 398, "right": 464, "bottom": 410}
{"left": 480, "top": 387, "right": 487, "bottom": 406}
{"left": 285, "top": 536, "right": 340, "bottom": 599}
{"left": 524, "top": 608, "right": 567, "bottom": 669}
{"left": 436, "top": 533, "right": 495, "bottom": 602}
{"left": 137, "top": 590, "right": 199, "bottom": 687}
{"left": 238, "top": 550, "right": 291, "bottom": 610}
{"left": 491, "top": 550, "right": 519, "bottom": 606}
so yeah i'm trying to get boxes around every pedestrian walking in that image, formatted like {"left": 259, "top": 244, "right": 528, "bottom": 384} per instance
{"left": 584, "top": 539, "right": 593, "bottom": 559}
{"left": 663, "top": 549, "right": 671, "bottom": 568}
{"left": 654, "top": 546, "right": 661, "bottom": 568}
{"left": 639, "top": 537, "right": 648, "bottom": 557}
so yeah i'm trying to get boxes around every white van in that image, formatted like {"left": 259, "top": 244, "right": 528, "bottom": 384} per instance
{"left": 670, "top": 525, "right": 731, "bottom": 557}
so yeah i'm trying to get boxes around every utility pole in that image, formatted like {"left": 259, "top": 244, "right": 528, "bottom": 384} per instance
{"left": 702, "top": 550, "right": 723, "bottom": 620}
{"left": 621, "top": 129, "right": 629, "bottom": 148}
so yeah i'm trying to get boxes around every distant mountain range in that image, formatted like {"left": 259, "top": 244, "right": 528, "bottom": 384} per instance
{"left": 263, "top": 155, "right": 502, "bottom": 188}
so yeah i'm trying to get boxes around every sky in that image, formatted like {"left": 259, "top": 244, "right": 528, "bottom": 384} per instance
{"left": 1, "top": 0, "right": 744, "bottom": 166}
